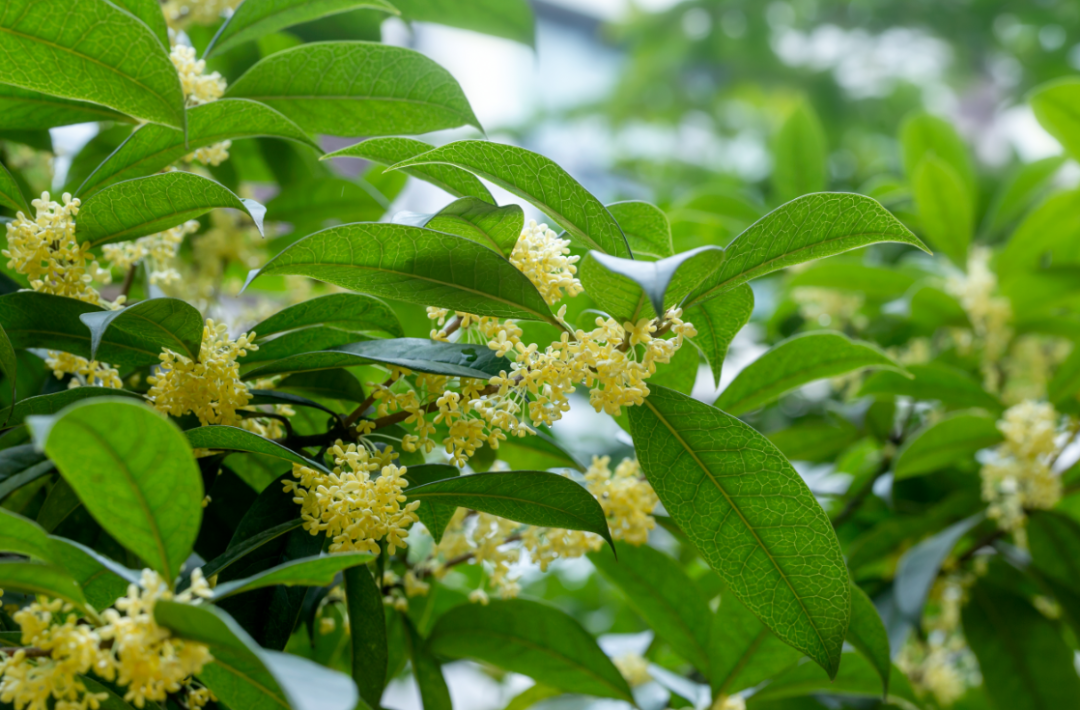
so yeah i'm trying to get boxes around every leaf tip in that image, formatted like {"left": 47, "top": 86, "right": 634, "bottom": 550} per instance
{"left": 240, "top": 268, "right": 261, "bottom": 294}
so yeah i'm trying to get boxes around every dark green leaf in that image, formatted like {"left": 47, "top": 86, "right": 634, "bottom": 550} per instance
{"left": 344, "top": 564, "right": 387, "bottom": 707}
{"left": 392, "top": 0, "right": 535, "bottom": 46}
{"left": 747, "top": 653, "right": 918, "bottom": 708}
{"left": 48, "top": 536, "right": 134, "bottom": 610}
{"left": 497, "top": 429, "right": 584, "bottom": 472}
{"left": 202, "top": 519, "right": 304, "bottom": 580}
{"left": 893, "top": 513, "right": 983, "bottom": 621}
{"left": 708, "top": 589, "right": 801, "bottom": 697}
{"left": 0, "top": 388, "right": 142, "bottom": 429}
{"left": 399, "top": 196, "right": 524, "bottom": 258}
{"left": 1030, "top": 78, "right": 1080, "bottom": 163}
{"left": 686, "top": 193, "right": 927, "bottom": 306}
{"left": 686, "top": 282, "right": 753, "bottom": 387}
{"left": 208, "top": 0, "right": 398, "bottom": 57}
{"left": 213, "top": 552, "right": 372, "bottom": 599}
{"left": 242, "top": 327, "right": 364, "bottom": 366}
{"left": 913, "top": 155, "right": 973, "bottom": 266}
{"left": 246, "top": 223, "right": 555, "bottom": 322}
{"left": 766, "top": 416, "right": 861, "bottom": 463}
{"left": 629, "top": 386, "right": 850, "bottom": 676}
{"left": 963, "top": 580, "right": 1080, "bottom": 710}
{"left": 846, "top": 583, "right": 890, "bottom": 694}
{"left": 277, "top": 370, "right": 367, "bottom": 404}
{"left": 28, "top": 398, "right": 203, "bottom": 582}
{"left": 226, "top": 42, "right": 481, "bottom": 136}
{"left": 0, "top": 506, "right": 55, "bottom": 560}
{"left": 717, "top": 332, "right": 904, "bottom": 416}
{"left": 80, "top": 298, "right": 203, "bottom": 363}
{"left": 323, "top": 137, "right": 493, "bottom": 202}
{"left": 0, "top": 160, "right": 29, "bottom": 214}
{"left": 244, "top": 338, "right": 512, "bottom": 381}
{"left": 36, "top": 477, "right": 81, "bottom": 532}
{"left": 76, "top": 172, "right": 264, "bottom": 249}
{"left": 772, "top": 101, "right": 827, "bottom": 202}
{"left": 858, "top": 363, "right": 1003, "bottom": 412}
{"left": 1028, "top": 511, "right": 1080, "bottom": 591}
{"left": 893, "top": 412, "right": 1002, "bottom": 480}
{"left": 0, "top": 560, "right": 88, "bottom": 610}
{"left": 588, "top": 543, "right": 711, "bottom": 670}
{"left": 389, "top": 141, "right": 632, "bottom": 258}
{"left": 253, "top": 293, "right": 403, "bottom": 340}
{"left": 76, "top": 99, "right": 319, "bottom": 197}
{"left": 402, "top": 614, "right": 452, "bottom": 710}
{"left": 0, "top": 0, "right": 185, "bottom": 128}
{"left": 186, "top": 426, "right": 331, "bottom": 473}
{"left": 408, "top": 470, "right": 613, "bottom": 548}
{"left": 0, "top": 322, "right": 16, "bottom": 421}
{"left": 0, "top": 84, "right": 132, "bottom": 130}
{"left": 606, "top": 201, "right": 674, "bottom": 259}
{"left": 263, "top": 176, "right": 385, "bottom": 233}
{"left": 427, "top": 599, "right": 634, "bottom": 701}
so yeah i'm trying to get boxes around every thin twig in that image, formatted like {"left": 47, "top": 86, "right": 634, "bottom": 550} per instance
{"left": 0, "top": 647, "right": 52, "bottom": 658}
{"left": 119, "top": 265, "right": 138, "bottom": 299}
{"left": 957, "top": 528, "right": 1005, "bottom": 564}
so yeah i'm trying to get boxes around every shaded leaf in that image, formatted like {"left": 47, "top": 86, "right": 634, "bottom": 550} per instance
{"left": 241, "top": 327, "right": 364, "bottom": 366}
{"left": 846, "top": 583, "right": 891, "bottom": 694}
{"left": 858, "top": 363, "right": 1002, "bottom": 412}
{"left": 277, "top": 370, "right": 367, "bottom": 404}
{"left": 747, "top": 653, "right": 918, "bottom": 709}
{"left": 628, "top": 386, "right": 850, "bottom": 676}
{"left": 0, "top": 84, "right": 131, "bottom": 131}
{"left": 717, "top": 332, "right": 904, "bottom": 416}
{"left": 997, "top": 188, "right": 1080, "bottom": 286}
{"left": 0, "top": 389, "right": 139, "bottom": 430}
{"left": 226, "top": 42, "right": 481, "bottom": 136}
{"left": 0, "top": 322, "right": 16, "bottom": 420}
{"left": 402, "top": 614, "right": 452, "bottom": 710}
{"left": 253, "top": 293, "right": 403, "bottom": 340}
{"left": 202, "top": 519, "right": 304, "bottom": 580}
{"left": 894, "top": 514, "right": 983, "bottom": 621}
{"left": 213, "top": 552, "right": 372, "bottom": 599}
{"left": 427, "top": 599, "right": 634, "bottom": 701}
{"left": 344, "top": 565, "right": 387, "bottom": 707}
{"left": 80, "top": 298, "right": 203, "bottom": 363}
{"left": 48, "top": 536, "right": 133, "bottom": 610}
{"left": 893, "top": 412, "right": 1002, "bottom": 480}
{"left": 606, "top": 201, "right": 673, "bottom": 259}
{"left": 0, "top": 160, "right": 29, "bottom": 214}
{"left": 686, "top": 282, "right": 753, "bottom": 387}
{"left": 984, "top": 155, "right": 1066, "bottom": 235}
{"left": 708, "top": 589, "right": 801, "bottom": 697}
{"left": 186, "top": 426, "right": 331, "bottom": 473}
{"left": 397, "top": 196, "right": 524, "bottom": 257}
{"left": 787, "top": 261, "right": 916, "bottom": 300}
{"left": 0, "top": 561, "right": 87, "bottom": 610}
{"left": 0, "top": 507, "right": 55, "bottom": 560}
{"left": 1028, "top": 511, "right": 1080, "bottom": 591}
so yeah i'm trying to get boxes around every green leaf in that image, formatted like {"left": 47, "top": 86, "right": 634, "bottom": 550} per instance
{"left": 606, "top": 201, "right": 674, "bottom": 259}
{"left": 685, "top": 193, "right": 927, "bottom": 306}
{"left": 913, "top": 155, "right": 973, "bottom": 266}
{"left": 247, "top": 389, "right": 341, "bottom": 417}
{"left": 254, "top": 294, "right": 403, "bottom": 342}
{"left": 185, "top": 426, "right": 331, "bottom": 473}
{"left": 588, "top": 543, "right": 711, "bottom": 671}
{"left": 686, "top": 282, "right": 753, "bottom": 387}
{"left": 80, "top": 297, "right": 203, "bottom": 364}
{"left": 48, "top": 536, "right": 134, "bottom": 610}
{"left": 772, "top": 101, "right": 828, "bottom": 202}
{"left": 628, "top": 386, "right": 850, "bottom": 677}
{"left": 212, "top": 552, "right": 372, "bottom": 599}
{"left": 747, "top": 653, "right": 919, "bottom": 709}
{"left": 997, "top": 188, "right": 1080, "bottom": 286}
{"left": 155, "top": 600, "right": 359, "bottom": 710}
{"left": 1030, "top": 78, "right": 1080, "bottom": 162}
{"left": 0, "top": 84, "right": 132, "bottom": 130}
{"left": 427, "top": 598, "right": 634, "bottom": 701}
{"left": 1028, "top": 511, "right": 1080, "bottom": 591}
{"left": 408, "top": 470, "right": 613, "bottom": 547}
{"left": 389, "top": 141, "right": 632, "bottom": 258}
{"left": 893, "top": 412, "right": 1002, "bottom": 480}
{"left": 323, "top": 137, "right": 493, "bottom": 202}
{"left": 75, "top": 171, "right": 265, "bottom": 249}
{"left": 0, "top": 507, "right": 54, "bottom": 560}
{"left": 392, "top": 0, "right": 535, "bottom": 46}
{"left": 963, "top": 580, "right": 1080, "bottom": 709}
{"left": 0, "top": 387, "right": 141, "bottom": 429}
{"left": 263, "top": 176, "right": 385, "bottom": 234}
{"left": 708, "top": 589, "right": 801, "bottom": 697}
{"left": 0, "top": 561, "right": 88, "bottom": 610}
{"left": 202, "top": 519, "right": 304, "bottom": 580}
{"left": 226, "top": 42, "right": 481, "bottom": 136}
{"left": 109, "top": 0, "right": 169, "bottom": 46}
{"left": 858, "top": 363, "right": 1003, "bottom": 412}
{"left": 76, "top": 99, "right": 319, "bottom": 198}
{"left": 497, "top": 429, "right": 584, "bottom": 472}
{"left": 246, "top": 223, "right": 554, "bottom": 322}
{"left": 402, "top": 615, "right": 452, "bottom": 710}
{"left": 716, "top": 332, "right": 905, "bottom": 416}
{"left": 893, "top": 513, "right": 983, "bottom": 621}
{"left": 277, "top": 370, "right": 367, "bottom": 404}
{"left": 581, "top": 246, "right": 725, "bottom": 323}
{"left": 0, "top": 322, "right": 17, "bottom": 422}
{"left": 245, "top": 337, "right": 511, "bottom": 382}
{"left": 0, "top": 160, "right": 29, "bottom": 214}
{"left": 241, "top": 327, "right": 364, "bottom": 366}
{"left": 787, "top": 261, "right": 916, "bottom": 300}
{"left": 399, "top": 196, "right": 524, "bottom": 257}
{"left": 846, "top": 582, "right": 890, "bottom": 694}
{"left": 766, "top": 416, "right": 861, "bottom": 463}
{"left": 983, "top": 155, "right": 1066, "bottom": 235}
{"left": 208, "top": 0, "right": 399, "bottom": 57}
{"left": 344, "top": 565, "right": 387, "bottom": 707}
{"left": 28, "top": 398, "right": 203, "bottom": 582}
{"left": 0, "top": 0, "right": 185, "bottom": 128}
{"left": 900, "top": 111, "right": 975, "bottom": 196}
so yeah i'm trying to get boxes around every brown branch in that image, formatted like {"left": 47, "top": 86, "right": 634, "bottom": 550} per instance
{"left": 0, "top": 647, "right": 53, "bottom": 658}
{"left": 344, "top": 376, "right": 393, "bottom": 427}
{"left": 412, "top": 533, "right": 522, "bottom": 581}
{"left": 119, "top": 265, "right": 138, "bottom": 300}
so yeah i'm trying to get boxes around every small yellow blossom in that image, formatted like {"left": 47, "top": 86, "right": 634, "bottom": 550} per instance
{"left": 791, "top": 286, "right": 865, "bottom": 329}
{"left": 169, "top": 45, "right": 227, "bottom": 106}
{"left": 468, "top": 589, "right": 490, "bottom": 605}
{"left": 947, "top": 247, "right": 1013, "bottom": 392}
{"left": 613, "top": 652, "right": 652, "bottom": 687}
{"left": 403, "top": 571, "right": 430, "bottom": 598}
{"left": 186, "top": 141, "right": 232, "bottom": 167}
{"left": 45, "top": 352, "right": 123, "bottom": 389}
{"left": 318, "top": 616, "right": 336, "bottom": 635}
{"left": 509, "top": 221, "right": 583, "bottom": 305}
{"left": 162, "top": 0, "right": 241, "bottom": 28}
{"left": 103, "top": 221, "right": 199, "bottom": 285}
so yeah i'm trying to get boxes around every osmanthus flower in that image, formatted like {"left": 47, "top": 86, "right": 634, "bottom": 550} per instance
{"left": 168, "top": 44, "right": 230, "bottom": 166}
{"left": 44, "top": 352, "right": 123, "bottom": 390}
{"left": 0, "top": 570, "right": 214, "bottom": 710}
{"left": 947, "top": 247, "right": 1013, "bottom": 392}
{"left": 284, "top": 441, "right": 420, "bottom": 556}
{"left": 3, "top": 192, "right": 119, "bottom": 309}
{"left": 509, "top": 220, "right": 583, "bottom": 305}
{"left": 103, "top": 221, "right": 200, "bottom": 286}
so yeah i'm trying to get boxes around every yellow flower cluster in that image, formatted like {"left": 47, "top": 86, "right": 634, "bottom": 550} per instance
{"left": 162, "top": 0, "right": 241, "bottom": 28}
{"left": 980, "top": 401, "right": 1064, "bottom": 542}
{"left": 186, "top": 141, "right": 232, "bottom": 167}
{"left": 3, "top": 193, "right": 117, "bottom": 308}
{"left": 147, "top": 320, "right": 256, "bottom": 426}
{"left": 0, "top": 570, "right": 214, "bottom": 710}
{"left": 509, "top": 220, "right": 583, "bottom": 305}
{"left": 284, "top": 441, "right": 420, "bottom": 555}
{"left": 102, "top": 221, "right": 199, "bottom": 285}
{"left": 170, "top": 45, "right": 226, "bottom": 107}
{"left": 45, "top": 352, "right": 123, "bottom": 389}
{"left": 947, "top": 247, "right": 1013, "bottom": 391}
{"left": 613, "top": 652, "right": 652, "bottom": 687}
{"left": 168, "top": 211, "right": 263, "bottom": 304}
{"left": 897, "top": 635, "right": 976, "bottom": 707}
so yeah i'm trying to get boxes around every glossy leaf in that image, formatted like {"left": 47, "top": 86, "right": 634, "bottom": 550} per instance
{"left": 402, "top": 614, "right": 452, "bottom": 710}
{"left": 212, "top": 552, "right": 372, "bottom": 599}
{"left": 345, "top": 565, "right": 387, "bottom": 707}
{"left": 963, "top": 580, "right": 1080, "bottom": 709}
{"left": 226, "top": 42, "right": 481, "bottom": 136}
{"left": 772, "top": 101, "right": 827, "bottom": 202}
{"left": 588, "top": 543, "right": 711, "bottom": 670}
{"left": 185, "top": 426, "right": 332, "bottom": 473}
{"left": 686, "top": 282, "right": 753, "bottom": 387}
{"left": 847, "top": 582, "right": 891, "bottom": 694}
{"left": 241, "top": 327, "right": 363, "bottom": 366}
{"left": 323, "top": 137, "right": 493, "bottom": 202}
{"left": 247, "top": 223, "right": 555, "bottom": 322}
{"left": 717, "top": 332, "right": 904, "bottom": 416}
{"left": 0, "top": 84, "right": 131, "bottom": 130}
{"left": 1030, "top": 78, "right": 1080, "bottom": 162}
{"left": 392, "top": 0, "right": 535, "bottom": 46}
{"left": 427, "top": 599, "right": 634, "bottom": 701}
{"left": 76, "top": 99, "right": 319, "bottom": 197}
{"left": 76, "top": 172, "right": 265, "bottom": 249}
{"left": 80, "top": 298, "right": 203, "bottom": 364}
{"left": 0, "top": 561, "right": 87, "bottom": 610}
{"left": 253, "top": 293, "right": 403, "bottom": 340}
{"left": 0, "top": 388, "right": 141, "bottom": 429}
{"left": 0, "top": 160, "right": 29, "bottom": 214}
{"left": 708, "top": 589, "right": 801, "bottom": 697}
{"left": 277, "top": 369, "right": 367, "bottom": 404}
{"left": 208, "top": 0, "right": 399, "bottom": 57}
{"left": 29, "top": 398, "right": 203, "bottom": 582}
{"left": 913, "top": 155, "right": 972, "bottom": 266}
{"left": 858, "top": 363, "right": 1003, "bottom": 412}
{"left": 398, "top": 196, "right": 524, "bottom": 257}
{"left": 390, "top": 140, "right": 632, "bottom": 257}
{"left": 0, "top": 0, "right": 185, "bottom": 128}
{"left": 893, "top": 412, "right": 1002, "bottom": 480}
{"left": 606, "top": 201, "right": 674, "bottom": 259}
{"left": 48, "top": 536, "right": 134, "bottom": 610}
{"left": 894, "top": 514, "right": 983, "bottom": 621}
{"left": 686, "top": 193, "right": 927, "bottom": 306}
{"left": 629, "top": 386, "right": 850, "bottom": 676}
{"left": 201, "top": 519, "right": 304, "bottom": 580}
